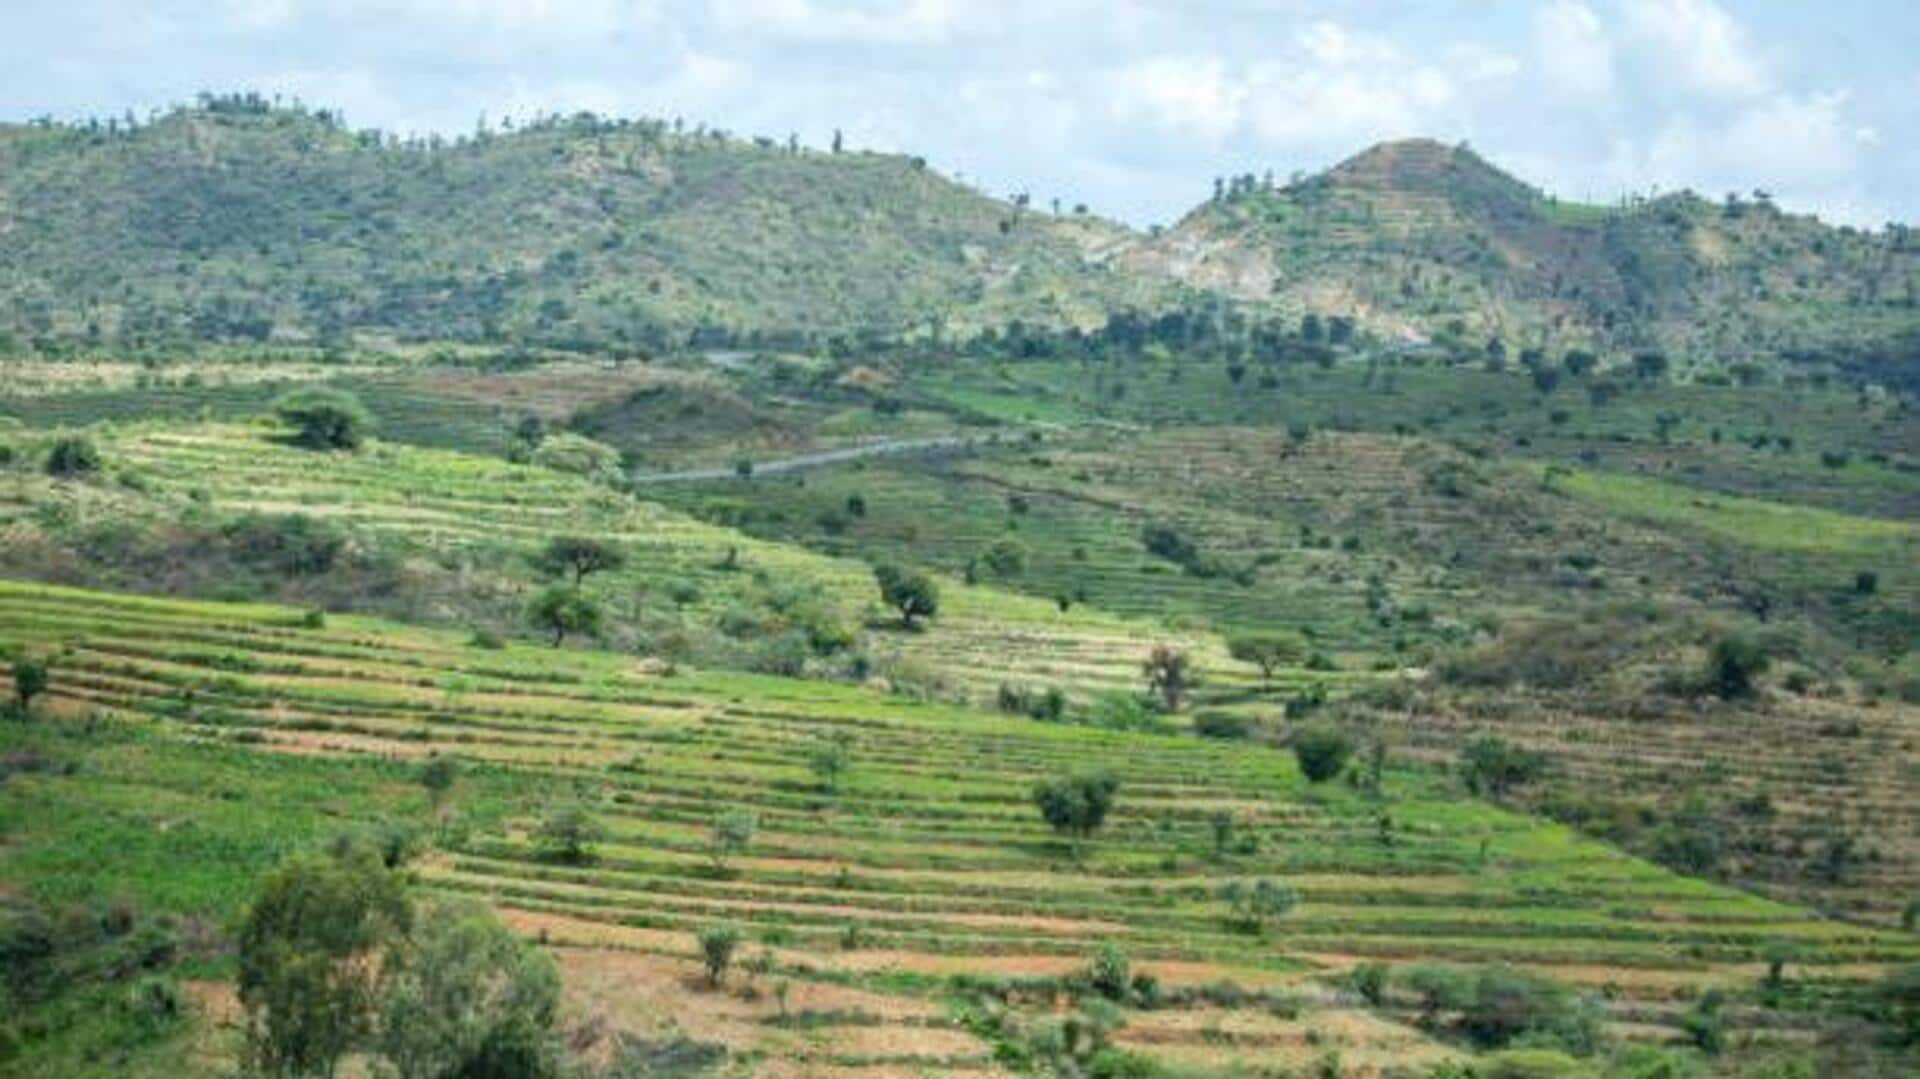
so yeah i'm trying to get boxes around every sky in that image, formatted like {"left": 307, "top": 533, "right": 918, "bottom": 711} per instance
{"left": 3, "top": 1, "right": 1916, "bottom": 229}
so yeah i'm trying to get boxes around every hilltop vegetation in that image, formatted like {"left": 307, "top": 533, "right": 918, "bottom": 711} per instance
{"left": 0, "top": 94, "right": 1153, "bottom": 356}
{"left": 1131, "top": 139, "right": 1920, "bottom": 379}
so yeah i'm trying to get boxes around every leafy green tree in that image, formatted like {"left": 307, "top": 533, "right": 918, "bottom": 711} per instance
{"left": 375, "top": 899, "right": 561, "bottom": 1079}
{"left": 873, "top": 564, "right": 939, "bottom": 628}
{"left": 528, "top": 432, "right": 621, "bottom": 483}
{"left": 533, "top": 804, "right": 604, "bottom": 865}
{"left": 1032, "top": 771, "right": 1120, "bottom": 852}
{"left": 237, "top": 846, "right": 412, "bottom": 1078}
{"left": 419, "top": 757, "right": 457, "bottom": 814}
{"left": 698, "top": 926, "right": 742, "bottom": 988}
{"left": 1218, "top": 878, "right": 1299, "bottom": 934}
{"left": 527, "top": 587, "right": 602, "bottom": 648}
{"left": 10, "top": 657, "right": 48, "bottom": 717}
{"left": 44, "top": 436, "right": 102, "bottom": 477}
{"left": 1291, "top": 724, "right": 1354, "bottom": 783}
{"left": 808, "top": 734, "right": 852, "bottom": 793}
{"left": 275, "top": 388, "right": 373, "bottom": 450}
{"left": 1142, "top": 644, "right": 1193, "bottom": 712}
{"left": 531, "top": 536, "right": 625, "bottom": 585}
{"left": 1228, "top": 631, "right": 1307, "bottom": 683}
{"left": 709, "top": 811, "right": 756, "bottom": 874}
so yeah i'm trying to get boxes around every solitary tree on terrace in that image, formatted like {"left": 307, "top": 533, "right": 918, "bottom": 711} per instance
{"left": 1032, "top": 771, "right": 1120, "bottom": 854}
{"left": 1143, "top": 644, "right": 1194, "bottom": 712}
{"left": 275, "top": 388, "right": 374, "bottom": 450}
{"left": 1228, "top": 631, "right": 1307, "bottom": 684}
{"left": 10, "top": 657, "right": 49, "bottom": 718}
{"left": 874, "top": 563, "right": 939, "bottom": 629}
{"left": 527, "top": 587, "right": 602, "bottom": 648}
{"left": 532, "top": 536, "right": 625, "bottom": 585}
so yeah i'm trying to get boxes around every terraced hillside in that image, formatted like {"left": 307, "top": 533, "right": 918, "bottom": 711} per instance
{"left": 0, "top": 421, "right": 1271, "bottom": 708}
{"left": 5, "top": 579, "right": 1917, "bottom": 1074}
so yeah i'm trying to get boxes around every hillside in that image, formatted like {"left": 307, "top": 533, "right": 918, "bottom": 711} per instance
{"left": 1128, "top": 139, "right": 1920, "bottom": 375}
{"left": 0, "top": 96, "right": 1154, "bottom": 355}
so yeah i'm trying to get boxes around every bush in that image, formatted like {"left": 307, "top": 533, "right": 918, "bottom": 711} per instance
{"left": 223, "top": 513, "right": 346, "bottom": 576}
{"left": 274, "top": 388, "right": 373, "bottom": 450}
{"left": 11, "top": 657, "right": 49, "bottom": 717}
{"left": 698, "top": 926, "right": 742, "bottom": 987}
{"left": 533, "top": 805, "right": 603, "bottom": 865}
{"left": 1291, "top": 724, "right": 1354, "bottom": 783}
{"left": 1351, "top": 962, "right": 1389, "bottom": 1006}
{"left": 1193, "top": 711, "right": 1252, "bottom": 740}
{"left": 1704, "top": 635, "right": 1769, "bottom": 699}
{"left": 375, "top": 900, "right": 561, "bottom": 1078}
{"left": 1217, "top": 878, "right": 1299, "bottom": 934}
{"left": 45, "top": 436, "right": 102, "bottom": 477}
{"left": 528, "top": 432, "right": 622, "bottom": 483}
{"left": 1461, "top": 736, "right": 1548, "bottom": 798}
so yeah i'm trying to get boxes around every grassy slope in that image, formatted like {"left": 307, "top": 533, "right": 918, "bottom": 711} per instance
{"left": 3, "top": 579, "right": 1915, "bottom": 1074}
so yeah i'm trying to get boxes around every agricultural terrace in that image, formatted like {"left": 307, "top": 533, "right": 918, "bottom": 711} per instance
{"left": 0, "top": 421, "right": 1276, "bottom": 706}
{"left": 4, "top": 579, "right": 1917, "bottom": 1074}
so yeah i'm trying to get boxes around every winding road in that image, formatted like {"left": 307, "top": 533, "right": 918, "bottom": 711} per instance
{"left": 627, "top": 435, "right": 972, "bottom": 483}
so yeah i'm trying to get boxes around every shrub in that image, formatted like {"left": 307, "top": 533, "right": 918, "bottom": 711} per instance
{"left": 375, "top": 900, "right": 561, "bottom": 1078}
{"left": 223, "top": 513, "right": 346, "bottom": 576}
{"left": 983, "top": 538, "right": 1027, "bottom": 578}
{"left": 533, "top": 805, "right": 603, "bottom": 865}
{"left": 1217, "top": 878, "right": 1299, "bottom": 934}
{"left": 1704, "top": 635, "right": 1769, "bottom": 699}
{"left": 528, "top": 432, "right": 622, "bottom": 483}
{"left": 807, "top": 735, "right": 851, "bottom": 792}
{"left": 45, "top": 435, "right": 102, "bottom": 477}
{"left": 1291, "top": 724, "right": 1354, "bottom": 783}
{"left": 1351, "top": 962, "right": 1389, "bottom": 1006}
{"left": 1085, "top": 943, "right": 1131, "bottom": 1001}
{"left": 1193, "top": 711, "right": 1251, "bottom": 740}
{"left": 11, "top": 657, "right": 49, "bottom": 717}
{"left": 709, "top": 811, "right": 756, "bottom": 873}
{"left": 419, "top": 757, "right": 457, "bottom": 812}
{"left": 698, "top": 926, "right": 742, "bottom": 988}
{"left": 1461, "top": 736, "right": 1548, "bottom": 798}
{"left": 274, "top": 388, "right": 373, "bottom": 450}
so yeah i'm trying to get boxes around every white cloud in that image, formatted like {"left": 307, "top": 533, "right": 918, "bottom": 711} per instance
{"left": 1533, "top": 0, "right": 1613, "bottom": 98}
{"left": 710, "top": 0, "right": 965, "bottom": 46}
{"left": 1622, "top": 0, "right": 1768, "bottom": 98}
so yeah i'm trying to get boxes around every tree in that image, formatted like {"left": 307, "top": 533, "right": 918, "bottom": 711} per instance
{"left": 1032, "top": 771, "right": 1120, "bottom": 852}
{"left": 1142, "top": 644, "right": 1193, "bottom": 712}
{"left": 709, "top": 811, "right": 756, "bottom": 874}
{"left": 11, "top": 657, "right": 48, "bottom": 717}
{"left": 808, "top": 734, "right": 852, "bottom": 793}
{"left": 275, "top": 388, "right": 373, "bottom": 450}
{"left": 873, "top": 564, "right": 938, "bottom": 628}
{"left": 1460, "top": 736, "right": 1547, "bottom": 798}
{"left": 44, "top": 436, "right": 102, "bottom": 477}
{"left": 1292, "top": 724, "right": 1354, "bottom": 783}
{"left": 237, "top": 846, "right": 412, "bottom": 1078}
{"left": 533, "top": 804, "right": 603, "bottom": 865}
{"left": 531, "top": 536, "right": 625, "bottom": 585}
{"left": 1881, "top": 964, "right": 1920, "bottom": 1045}
{"left": 1218, "top": 878, "right": 1299, "bottom": 934}
{"left": 1704, "top": 635, "right": 1768, "bottom": 699}
{"left": 374, "top": 899, "right": 561, "bottom": 1079}
{"left": 1631, "top": 351, "right": 1669, "bottom": 382}
{"left": 527, "top": 587, "right": 602, "bottom": 647}
{"left": 698, "top": 926, "right": 742, "bottom": 987}
{"left": 528, "top": 432, "right": 621, "bottom": 483}
{"left": 419, "top": 756, "right": 456, "bottom": 815}
{"left": 1228, "top": 631, "right": 1307, "bottom": 682}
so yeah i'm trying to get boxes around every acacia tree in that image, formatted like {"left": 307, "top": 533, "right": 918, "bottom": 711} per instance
{"left": 528, "top": 587, "right": 602, "bottom": 647}
{"left": 532, "top": 536, "right": 625, "bottom": 585}
{"left": 873, "top": 563, "right": 939, "bottom": 628}
{"left": 274, "top": 388, "right": 373, "bottom": 450}
{"left": 1227, "top": 631, "right": 1307, "bottom": 683}
{"left": 1142, "top": 644, "right": 1194, "bottom": 712}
